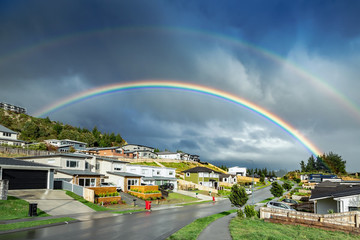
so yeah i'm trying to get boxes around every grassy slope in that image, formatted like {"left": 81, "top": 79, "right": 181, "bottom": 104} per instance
{"left": 229, "top": 218, "right": 360, "bottom": 240}
{"left": 0, "top": 196, "right": 49, "bottom": 220}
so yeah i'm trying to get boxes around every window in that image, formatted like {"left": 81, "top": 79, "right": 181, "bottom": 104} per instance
{"left": 204, "top": 173, "right": 209, "bottom": 177}
{"left": 96, "top": 163, "right": 100, "bottom": 170}
{"left": 3, "top": 132, "right": 11, "bottom": 137}
{"left": 127, "top": 179, "right": 139, "bottom": 190}
{"left": 349, "top": 207, "right": 360, "bottom": 211}
{"left": 157, "top": 170, "right": 161, "bottom": 175}
{"left": 199, "top": 172, "right": 204, "bottom": 177}
{"left": 85, "top": 162, "right": 89, "bottom": 169}
{"left": 186, "top": 172, "right": 190, "bottom": 177}
{"left": 66, "top": 160, "right": 79, "bottom": 168}
{"left": 169, "top": 171, "right": 174, "bottom": 176}
{"left": 114, "top": 164, "right": 122, "bottom": 171}
{"left": 78, "top": 178, "right": 96, "bottom": 187}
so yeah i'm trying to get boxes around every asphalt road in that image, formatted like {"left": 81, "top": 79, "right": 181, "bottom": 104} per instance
{"left": 1, "top": 185, "right": 273, "bottom": 240}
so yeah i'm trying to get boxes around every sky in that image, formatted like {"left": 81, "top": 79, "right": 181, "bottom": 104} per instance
{"left": 1, "top": 0, "right": 360, "bottom": 170}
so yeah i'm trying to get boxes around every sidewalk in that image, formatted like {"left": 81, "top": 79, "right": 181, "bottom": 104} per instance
{"left": 174, "top": 189, "right": 224, "bottom": 201}
{"left": 197, "top": 212, "right": 236, "bottom": 240}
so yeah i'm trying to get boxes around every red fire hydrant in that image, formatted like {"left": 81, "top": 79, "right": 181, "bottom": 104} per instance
{"left": 212, "top": 196, "right": 215, "bottom": 202}
{"left": 145, "top": 201, "right": 152, "bottom": 210}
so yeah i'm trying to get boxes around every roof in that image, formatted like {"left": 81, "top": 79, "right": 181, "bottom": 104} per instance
{"left": 18, "top": 153, "right": 93, "bottom": 160}
{"left": 157, "top": 151, "right": 178, "bottom": 155}
{"left": 182, "top": 166, "right": 222, "bottom": 174}
{"left": 86, "top": 147, "right": 120, "bottom": 151}
{"left": 0, "top": 157, "right": 55, "bottom": 168}
{"left": 310, "top": 182, "right": 360, "bottom": 200}
{"left": 0, "top": 137, "right": 26, "bottom": 143}
{"left": 142, "top": 176, "right": 177, "bottom": 181}
{"left": 220, "top": 173, "right": 236, "bottom": 178}
{"left": 123, "top": 144, "right": 154, "bottom": 149}
{"left": 57, "top": 169, "right": 104, "bottom": 176}
{"left": 106, "top": 171, "right": 143, "bottom": 177}
{"left": 95, "top": 156, "right": 128, "bottom": 163}
{"left": 44, "top": 139, "right": 87, "bottom": 145}
{"left": 0, "top": 124, "right": 17, "bottom": 134}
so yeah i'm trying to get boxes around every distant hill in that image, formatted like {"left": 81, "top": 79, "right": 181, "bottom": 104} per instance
{"left": 0, "top": 109, "right": 126, "bottom": 147}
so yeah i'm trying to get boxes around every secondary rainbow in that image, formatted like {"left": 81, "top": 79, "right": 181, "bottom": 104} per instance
{"left": 34, "top": 80, "right": 323, "bottom": 156}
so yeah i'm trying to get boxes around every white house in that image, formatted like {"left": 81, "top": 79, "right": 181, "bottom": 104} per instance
{"left": 0, "top": 124, "right": 26, "bottom": 147}
{"left": 228, "top": 166, "right": 247, "bottom": 176}
{"left": 310, "top": 182, "right": 360, "bottom": 214}
{"left": 220, "top": 173, "right": 237, "bottom": 185}
{"left": 157, "top": 151, "right": 181, "bottom": 160}
{"left": 122, "top": 144, "right": 154, "bottom": 152}
{"left": 44, "top": 139, "right": 87, "bottom": 152}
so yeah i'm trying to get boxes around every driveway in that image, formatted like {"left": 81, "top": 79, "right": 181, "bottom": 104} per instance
{"left": 8, "top": 189, "right": 95, "bottom": 216}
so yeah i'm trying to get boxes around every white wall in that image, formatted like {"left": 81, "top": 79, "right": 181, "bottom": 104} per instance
{"left": 228, "top": 167, "right": 246, "bottom": 176}
{"left": 316, "top": 198, "right": 338, "bottom": 214}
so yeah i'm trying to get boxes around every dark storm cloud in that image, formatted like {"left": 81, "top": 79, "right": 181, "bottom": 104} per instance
{"left": 1, "top": 0, "right": 360, "bottom": 170}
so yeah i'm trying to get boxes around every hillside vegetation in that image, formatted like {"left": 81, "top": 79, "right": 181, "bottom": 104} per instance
{"left": 0, "top": 109, "right": 125, "bottom": 147}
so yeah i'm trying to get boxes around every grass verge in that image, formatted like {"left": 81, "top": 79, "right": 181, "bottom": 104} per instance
{"left": 168, "top": 209, "right": 237, "bottom": 240}
{"left": 256, "top": 182, "right": 271, "bottom": 190}
{"left": 160, "top": 192, "right": 198, "bottom": 205}
{"left": 259, "top": 197, "right": 275, "bottom": 204}
{"left": 65, "top": 191, "right": 108, "bottom": 211}
{"left": 229, "top": 218, "right": 360, "bottom": 240}
{"left": 0, "top": 196, "right": 49, "bottom": 220}
{"left": 0, "top": 217, "right": 76, "bottom": 231}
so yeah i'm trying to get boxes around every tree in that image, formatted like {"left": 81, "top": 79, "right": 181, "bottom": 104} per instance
{"left": 229, "top": 184, "right": 248, "bottom": 208}
{"left": 270, "top": 182, "right": 284, "bottom": 197}
{"left": 306, "top": 155, "right": 316, "bottom": 172}
{"left": 21, "top": 121, "right": 40, "bottom": 140}
{"left": 300, "top": 160, "right": 306, "bottom": 172}
{"left": 282, "top": 182, "right": 292, "bottom": 191}
{"left": 260, "top": 174, "right": 265, "bottom": 184}
{"left": 323, "top": 152, "right": 346, "bottom": 174}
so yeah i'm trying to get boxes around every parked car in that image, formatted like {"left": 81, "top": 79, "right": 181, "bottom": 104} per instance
{"left": 100, "top": 182, "right": 122, "bottom": 192}
{"left": 159, "top": 183, "right": 174, "bottom": 190}
{"left": 245, "top": 188, "right": 252, "bottom": 195}
{"left": 282, "top": 198, "right": 298, "bottom": 205}
{"left": 267, "top": 201, "right": 295, "bottom": 211}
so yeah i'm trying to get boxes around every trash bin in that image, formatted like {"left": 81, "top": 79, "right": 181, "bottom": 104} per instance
{"left": 29, "top": 203, "right": 38, "bottom": 217}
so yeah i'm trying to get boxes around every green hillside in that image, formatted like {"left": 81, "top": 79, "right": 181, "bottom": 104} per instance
{"left": 0, "top": 109, "right": 125, "bottom": 147}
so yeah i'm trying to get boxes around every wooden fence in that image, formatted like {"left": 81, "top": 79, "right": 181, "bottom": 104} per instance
{"left": 0, "top": 146, "right": 53, "bottom": 156}
{"left": 260, "top": 207, "right": 360, "bottom": 234}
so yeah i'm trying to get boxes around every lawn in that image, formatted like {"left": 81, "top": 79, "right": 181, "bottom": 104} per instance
{"left": 0, "top": 196, "right": 49, "bottom": 220}
{"left": 168, "top": 209, "right": 237, "bottom": 240}
{"left": 229, "top": 218, "right": 360, "bottom": 240}
{"left": 259, "top": 197, "right": 275, "bottom": 204}
{"left": 65, "top": 191, "right": 108, "bottom": 211}
{"left": 0, "top": 217, "right": 76, "bottom": 231}
{"left": 160, "top": 192, "right": 198, "bottom": 205}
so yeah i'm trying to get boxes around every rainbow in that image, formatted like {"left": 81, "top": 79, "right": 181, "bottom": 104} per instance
{"left": 2, "top": 26, "right": 360, "bottom": 120}
{"left": 34, "top": 80, "right": 323, "bottom": 156}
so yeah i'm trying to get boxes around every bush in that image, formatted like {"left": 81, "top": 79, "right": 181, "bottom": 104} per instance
{"left": 237, "top": 209, "right": 245, "bottom": 218}
{"left": 229, "top": 185, "right": 248, "bottom": 208}
{"left": 244, "top": 205, "right": 257, "bottom": 218}
{"left": 294, "top": 178, "right": 301, "bottom": 184}
{"left": 283, "top": 176, "right": 288, "bottom": 180}
{"left": 270, "top": 182, "right": 284, "bottom": 197}
{"left": 282, "top": 182, "right": 292, "bottom": 191}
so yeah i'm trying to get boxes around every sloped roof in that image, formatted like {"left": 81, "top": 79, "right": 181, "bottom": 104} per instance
{"left": 107, "top": 171, "right": 142, "bottom": 177}
{"left": 57, "top": 169, "right": 104, "bottom": 176}
{"left": 0, "top": 157, "right": 55, "bottom": 168}
{"left": 0, "top": 124, "right": 17, "bottom": 134}
{"left": 310, "top": 182, "right": 360, "bottom": 200}
{"left": 182, "top": 166, "right": 222, "bottom": 174}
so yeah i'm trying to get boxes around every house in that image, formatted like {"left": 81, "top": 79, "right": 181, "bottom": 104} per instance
{"left": 44, "top": 139, "right": 87, "bottom": 152}
{"left": 183, "top": 167, "right": 221, "bottom": 189}
{"left": 122, "top": 144, "right": 155, "bottom": 152}
{"left": 0, "top": 102, "right": 26, "bottom": 114}
{"left": 219, "top": 173, "right": 237, "bottom": 185}
{"left": 310, "top": 182, "right": 360, "bottom": 214}
{"left": 228, "top": 166, "right": 247, "bottom": 176}
{"left": 106, "top": 172, "right": 142, "bottom": 192}
{"left": 0, "top": 124, "right": 26, "bottom": 147}
{"left": 0, "top": 157, "right": 56, "bottom": 190}
{"left": 308, "top": 174, "right": 338, "bottom": 183}
{"left": 133, "top": 150, "right": 157, "bottom": 159}
{"left": 180, "top": 153, "right": 190, "bottom": 161}
{"left": 156, "top": 151, "right": 181, "bottom": 160}
{"left": 18, "top": 153, "right": 105, "bottom": 186}
{"left": 124, "top": 164, "right": 177, "bottom": 189}
{"left": 85, "top": 147, "right": 135, "bottom": 159}
{"left": 189, "top": 155, "right": 200, "bottom": 162}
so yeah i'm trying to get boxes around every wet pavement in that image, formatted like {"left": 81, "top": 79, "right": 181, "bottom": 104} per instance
{"left": 0, "top": 199, "right": 235, "bottom": 240}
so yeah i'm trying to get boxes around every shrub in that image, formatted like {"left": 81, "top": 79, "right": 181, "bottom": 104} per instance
{"left": 270, "top": 182, "right": 284, "bottom": 197}
{"left": 295, "top": 178, "right": 301, "bottom": 184}
{"left": 283, "top": 176, "right": 288, "bottom": 180}
{"left": 229, "top": 185, "right": 248, "bottom": 208}
{"left": 244, "top": 205, "right": 257, "bottom": 218}
{"left": 237, "top": 209, "right": 245, "bottom": 218}
{"left": 282, "top": 182, "right": 292, "bottom": 191}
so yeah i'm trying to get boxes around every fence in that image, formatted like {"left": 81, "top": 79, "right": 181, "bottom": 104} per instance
{"left": 54, "top": 180, "right": 95, "bottom": 202}
{"left": 260, "top": 207, "right": 360, "bottom": 234}
{"left": 0, "top": 146, "right": 53, "bottom": 156}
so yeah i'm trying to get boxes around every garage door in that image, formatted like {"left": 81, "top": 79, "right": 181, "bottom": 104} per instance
{"left": 3, "top": 169, "right": 48, "bottom": 190}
